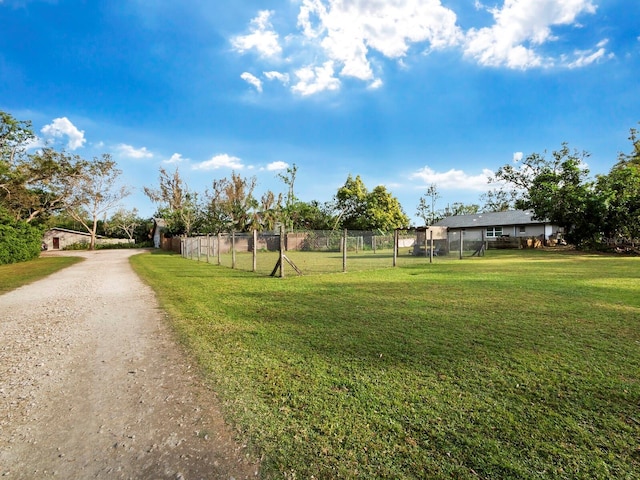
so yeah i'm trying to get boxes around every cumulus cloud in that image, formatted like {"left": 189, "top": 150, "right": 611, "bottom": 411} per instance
{"left": 164, "top": 153, "right": 186, "bottom": 164}
{"left": 298, "top": 0, "right": 462, "bottom": 82}
{"left": 193, "top": 153, "right": 244, "bottom": 171}
{"left": 233, "top": 0, "right": 609, "bottom": 96}
{"left": 264, "top": 71, "right": 290, "bottom": 84}
{"left": 464, "top": 0, "right": 598, "bottom": 68}
{"left": 513, "top": 152, "right": 524, "bottom": 162}
{"left": 292, "top": 61, "right": 341, "bottom": 96}
{"left": 41, "top": 117, "right": 86, "bottom": 150}
{"left": 241, "top": 72, "right": 263, "bottom": 92}
{"left": 116, "top": 144, "right": 153, "bottom": 159}
{"left": 409, "top": 166, "right": 494, "bottom": 191}
{"left": 266, "top": 161, "right": 289, "bottom": 171}
{"left": 231, "top": 10, "right": 282, "bottom": 58}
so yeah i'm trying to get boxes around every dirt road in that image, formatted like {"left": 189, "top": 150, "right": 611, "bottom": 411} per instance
{"left": 0, "top": 250, "right": 259, "bottom": 479}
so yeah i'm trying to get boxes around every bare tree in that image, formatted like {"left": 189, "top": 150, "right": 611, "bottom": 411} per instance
{"left": 65, "top": 154, "right": 131, "bottom": 249}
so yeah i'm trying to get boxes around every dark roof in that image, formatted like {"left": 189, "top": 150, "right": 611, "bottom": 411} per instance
{"left": 434, "top": 210, "right": 548, "bottom": 229}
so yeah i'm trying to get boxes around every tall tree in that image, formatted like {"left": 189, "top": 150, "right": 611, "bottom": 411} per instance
{"left": 277, "top": 163, "right": 298, "bottom": 230}
{"left": 144, "top": 167, "right": 199, "bottom": 235}
{"left": 335, "top": 175, "right": 408, "bottom": 231}
{"left": 493, "top": 143, "right": 595, "bottom": 245}
{"left": 0, "top": 112, "right": 85, "bottom": 224}
{"left": 416, "top": 184, "right": 440, "bottom": 226}
{"left": 202, "top": 173, "right": 258, "bottom": 233}
{"left": 597, "top": 127, "right": 640, "bottom": 240}
{"left": 335, "top": 174, "right": 369, "bottom": 230}
{"left": 105, "top": 208, "right": 142, "bottom": 242}
{"left": 65, "top": 154, "right": 130, "bottom": 249}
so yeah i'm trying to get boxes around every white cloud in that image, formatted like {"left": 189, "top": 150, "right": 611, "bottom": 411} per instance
{"left": 116, "top": 143, "right": 153, "bottom": 159}
{"left": 464, "top": 0, "right": 598, "bottom": 68}
{"left": 266, "top": 161, "right": 289, "bottom": 171}
{"left": 513, "top": 152, "right": 524, "bottom": 162}
{"left": 292, "top": 61, "right": 341, "bottom": 96}
{"left": 566, "top": 39, "right": 612, "bottom": 68}
{"left": 298, "top": 0, "right": 462, "bottom": 81}
{"left": 193, "top": 153, "right": 244, "bottom": 171}
{"left": 264, "top": 71, "right": 290, "bottom": 85}
{"left": 241, "top": 72, "right": 263, "bottom": 92}
{"left": 231, "top": 10, "right": 282, "bottom": 58}
{"left": 41, "top": 117, "right": 86, "bottom": 150}
{"left": 164, "top": 153, "right": 186, "bottom": 164}
{"left": 410, "top": 166, "right": 494, "bottom": 191}
{"left": 233, "top": 0, "right": 608, "bottom": 96}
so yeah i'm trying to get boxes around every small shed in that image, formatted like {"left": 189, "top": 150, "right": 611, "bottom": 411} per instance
{"left": 43, "top": 228, "right": 104, "bottom": 250}
{"left": 413, "top": 226, "right": 448, "bottom": 255}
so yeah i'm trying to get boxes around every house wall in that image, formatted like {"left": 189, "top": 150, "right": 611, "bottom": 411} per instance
{"left": 43, "top": 230, "right": 133, "bottom": 250}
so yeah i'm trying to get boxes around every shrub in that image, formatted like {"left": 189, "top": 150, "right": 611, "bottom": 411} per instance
{"left": 0, "top": 214, "right": 44, "bottom": 265}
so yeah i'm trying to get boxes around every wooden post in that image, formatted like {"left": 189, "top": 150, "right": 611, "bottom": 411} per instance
{"left": 279, "top": 225, "right": 285, "bottom": 278}
{"left": 342, "top": 229, "right": 347, "bottom": 273}
{"left": 372, "top": 235, "right": 377, "bottom": 254}
{"left": 429, "top": 229, "right": 434, "bottom": 264}
{"left": 459, "top": 230, "right": 464, "bottom": 259}
{"left": 393, "top": 229, "right": 398, "bottom": 267}
{"left": 197, "top": 237, "right": 201, "bottom": 262}
{"left": 252, "top": 229, "right": 257, "bottom": 272}
{"left": 231, "top": 231, "right": 236, "bottom": 269}
{"left": 217, "top": 233, "right": 221, "bottom": 265}
{"left": 206, "top": 234, "right": 210, "bottom": 263}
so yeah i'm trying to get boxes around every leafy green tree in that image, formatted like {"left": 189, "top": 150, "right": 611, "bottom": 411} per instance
{"left": 290, "top": 200, "right": 336, "bottom": 230}
{"left": 335, "top": 174, "right": 368, "bottom": 230}
{"left": 493, "top": 144, "right": 596, "bottom": 245}
{"left": 0, "top": 111, "right": 85, "bottom": 224}
{"left": 597, "top": 127, "right": 640, "bottom": 240}
{"left": 366, "top": 185, "right": 410, "bottom": 231}
{"left": 335, "top": 174, "right": 408, "bottom": 231}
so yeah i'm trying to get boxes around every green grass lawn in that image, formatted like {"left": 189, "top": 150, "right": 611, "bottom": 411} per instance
{"left": 130, "top": 250, "right": 640, "bottom": 479}
{"left": 0, "top": 255, "right": 83, "bottom": 294}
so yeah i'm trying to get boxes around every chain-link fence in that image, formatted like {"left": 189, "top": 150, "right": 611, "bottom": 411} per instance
{"left": 177, "top": 228, "right": 494, "bottom": 276}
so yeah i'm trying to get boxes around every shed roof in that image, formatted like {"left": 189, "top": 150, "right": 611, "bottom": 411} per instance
{"left": 434, "top": 210, "right": 548, "bottom": 229}
{"left": 46, "top": 227, "right": 105, "bottom": 238}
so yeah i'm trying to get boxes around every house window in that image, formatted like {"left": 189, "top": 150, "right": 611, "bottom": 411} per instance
{"left": 486, "top": 227, "right": 503, "bottom": 238}
{"left": 519, "top": 226, "right": 526, "bottom": 234}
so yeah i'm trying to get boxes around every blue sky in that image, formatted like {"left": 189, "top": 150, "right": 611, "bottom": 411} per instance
{"left": 1, "top": 0, "right": 639, "bottom": 225}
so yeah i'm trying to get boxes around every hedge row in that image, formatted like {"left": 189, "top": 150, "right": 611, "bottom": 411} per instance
{"left": 0, "top": 216, "right": 43, "bottom": 265}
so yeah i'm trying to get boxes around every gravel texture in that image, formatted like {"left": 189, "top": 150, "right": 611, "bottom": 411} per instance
{"left": 0, "top": 249, "right": 260, "bottom": 479}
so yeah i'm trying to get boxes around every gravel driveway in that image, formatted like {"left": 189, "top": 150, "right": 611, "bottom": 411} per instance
{"left": 0, "top": 249, "right": 259, "bottom": 479}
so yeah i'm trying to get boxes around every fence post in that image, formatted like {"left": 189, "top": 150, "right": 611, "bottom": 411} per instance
{"left": 342, "top": 229, "right": 347, "bottom": 273}
{"left": 197, "top": 237, "right": 201, "bottom": 262}
{"left": 206, "top": 234, "right": 210, "bottom": 263}
{"left": 217, "top": 233, "right": 221, "bottom": 265}
{"left": 393, "top": 229, "right": 398, "bottom": 267}
{"left": 430, "top": 229, "right": 434, "bottom": 264}
{"left": 253, "top": 229, "right": 257, "bottom": 272}
{"left": 279, "top": 225, "right": 285, "bottom": 278}
{"left": 459, "top": 229, "right": 464, "bottom": 259}
{"left": 232, "top": 231, "right": 236, "bottom": 269}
